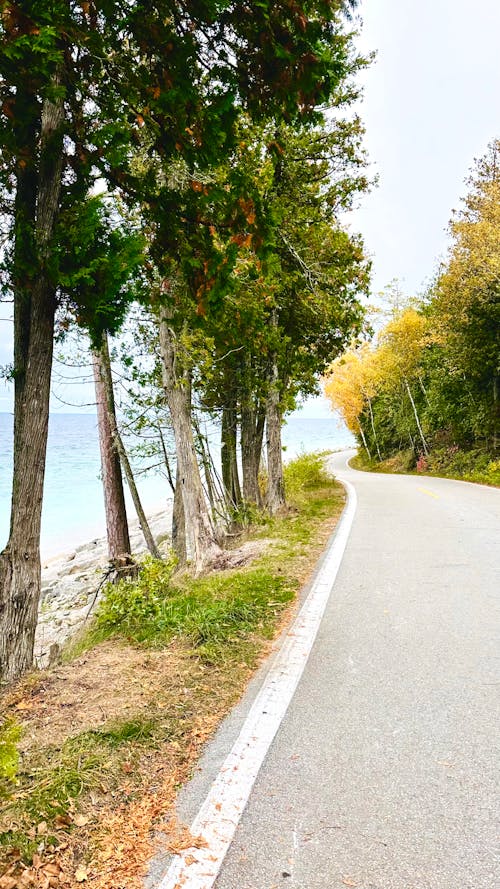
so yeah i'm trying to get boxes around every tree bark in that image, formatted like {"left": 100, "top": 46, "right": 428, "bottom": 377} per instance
{"left": 92, "top": 346, "right": 132, "bottom": 568}
{"left": 95, "top": 333, "right": 161, "bottom": 561}
{"left": 240, "top": 404, "right": 265, "bottom": 506}
{"left": 404, "top": 377, "right": 429, "bottom": 456}
{"left": 359, "top": 424, "right": 371, "bottom": 460}
{"left": 266, "top": 361, "right": 286, "bottom": 514}
{"left": 367, "top": 397, "right": 382, "bottom": 461}
{"left": 0, "top": 86, "right": 64, "bottom": 682}
{"left": 221, "top": 403, "right": 242, "bottom": 508}
{"left": 172, "top": 476, "right": 187, "bottom": 564}
{"left": 158, "top": 311, "right": 222, "bottom": 572}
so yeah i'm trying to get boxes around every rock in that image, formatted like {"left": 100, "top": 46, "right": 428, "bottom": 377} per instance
{"left": 34, "top": 505, "right": 173, "bottom": 661}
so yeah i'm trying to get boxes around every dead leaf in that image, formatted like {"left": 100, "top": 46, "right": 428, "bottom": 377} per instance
{"left": 15, "top": 699, "right": 34, "bottom": 711}
{"left": 44, "top": 863, "right": 61, "bottom": 876}
{"left": 37, "top": 821, "right": 48, "bottom": 835}
{"left": 75, "top": 867, "right": 88, "bottom": 882}
{"left": 342, "top": 878, "right": 358, "bottom": 887}
{"left": 74, "top": 813, "right": 90, "bottom": 827}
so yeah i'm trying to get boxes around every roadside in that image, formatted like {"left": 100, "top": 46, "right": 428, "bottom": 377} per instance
{"left": 351, "top": 447, "right": 500, "bottom": 487}
{"left": 205, "top": 452, "right": 500, "bottom": 889}
{"left": 0, "top": 453, "right": 344, "bottom": 889}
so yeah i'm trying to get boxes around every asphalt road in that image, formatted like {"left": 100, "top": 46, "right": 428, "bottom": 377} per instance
{"left": 209, "top": 454, "right": 500, "bottom": 889}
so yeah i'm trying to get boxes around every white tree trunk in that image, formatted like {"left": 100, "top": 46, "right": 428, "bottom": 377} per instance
{"left": 404, "top": 377, "right": 429, "bottom": 456}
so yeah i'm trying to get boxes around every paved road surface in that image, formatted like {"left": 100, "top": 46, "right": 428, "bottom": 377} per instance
{"left": 162, "top": 455, "right": 500, "bottom": 889}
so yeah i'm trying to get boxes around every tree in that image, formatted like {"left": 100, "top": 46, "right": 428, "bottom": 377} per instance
{"left": 430, "top": 139, "right": 500, "bottom": 449}
{"left": 0, "top": 0, "right": 366, "bottom": 679}
{"left": 323, "top": 346, "right": 375, "bottom": 457}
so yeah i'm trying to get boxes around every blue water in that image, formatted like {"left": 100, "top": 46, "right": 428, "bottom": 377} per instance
{"left": 0, "top": 412, "right": 353, "bottom": 556}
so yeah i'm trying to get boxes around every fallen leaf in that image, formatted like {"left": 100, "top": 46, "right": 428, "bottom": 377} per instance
{"left": 74, "top": 814, "right": 90, "bottom": 827}
{"left": 44, "top": 863, "right": 61, "bottom": 876}
{"left": 75, "top": 867, "right": 88, "bottom": 882}
{"left": 15, "top": 699, "right": 34, "bottom": 711}
{"left": 342, "top": 879, "right": 358, "bottom": 887}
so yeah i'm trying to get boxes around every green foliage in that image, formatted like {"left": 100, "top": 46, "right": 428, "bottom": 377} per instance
{"left": 56, "top": 197, "right": 146, "bottom": 345}
{"left": 93, "top": 557, "right": 295, "bottom": 654}
{"left": 423, "top": 448, "right": 500, "bottom": 486}
{"left": 283, "top": 451, "right": 333, "bottom": 500}
{"left": 326, "top": 144, "right": 500, "bottom": 473}
{"left": 0, "top": 719, "right": 21, "bottom": 797}
{"left": 353, "top": 446, "right": 500, "bottom": 487}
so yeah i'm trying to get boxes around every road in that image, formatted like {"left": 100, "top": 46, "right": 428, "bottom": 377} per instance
{"left": 155, "top": 454, "right": 500, "bottom": 889}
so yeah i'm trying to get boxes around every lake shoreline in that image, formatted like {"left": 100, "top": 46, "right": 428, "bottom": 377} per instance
{"left": 36, "top": 506, "right": 173, "bottom": 668}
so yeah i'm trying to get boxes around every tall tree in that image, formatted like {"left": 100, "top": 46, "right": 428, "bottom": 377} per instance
{"left": 0, "top": 0, "right": 364, "bottom": 679}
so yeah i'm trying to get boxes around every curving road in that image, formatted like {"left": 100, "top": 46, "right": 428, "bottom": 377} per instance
{"left": 210, "top": 453, "right": 500, "bottom": 889}
{"left": 152, "top": 452, "right": 500, "bottom": 889}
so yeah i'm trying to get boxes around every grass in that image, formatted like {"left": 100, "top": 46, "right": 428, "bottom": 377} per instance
{"left": 0, "top": 452, "right": 344, "bottom": 887}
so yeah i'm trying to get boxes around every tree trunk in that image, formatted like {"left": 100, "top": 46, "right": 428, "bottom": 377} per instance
{"left": 266, "top": 361, "right": 286, "bottom": 514}
{"left": 404, "top": 377, "right": 429, "bottom": 456}
{"left": 0, "top": 86, "right": 64, "bottom": 682}
{"left": 359, "top": 424, "right": 371, "bottom": 460}
{"left": 221, "top": 403, "right": 242, "bottom": 508}
{"left": 92, "top": 346, "right": 132, "bottom": 569}
{"left": 172, "top": 476, "right": 186, "bottom": 565}
{"left": 493, "top": 370, "right": 499, "bottom": 452}
{"left": 96, "top": 333, "right": 161, "bottom": 561}
{"left": 240, "top": 404, "right": 265, "bottom": 506}
{"left": 158, "top": 311, "right": 222, "bottom": 572}
{"left": 367, "top": 397, "right": 382, "bottom": 461}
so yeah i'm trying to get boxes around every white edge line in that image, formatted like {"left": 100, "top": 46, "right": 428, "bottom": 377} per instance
{"left": 157, "top": 475, "right": 357, "bottom": 889}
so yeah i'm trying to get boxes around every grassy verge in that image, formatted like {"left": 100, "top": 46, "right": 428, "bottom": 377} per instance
{"left": 351, "top": 447, "right": 500, "bottom": 486}
{"left": 0, "top": 453, "right": 344, "bottom": 889}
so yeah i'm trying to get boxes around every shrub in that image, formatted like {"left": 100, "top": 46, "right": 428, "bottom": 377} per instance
{"left": 283, "top": 451, "right": 331, "bottom": 500}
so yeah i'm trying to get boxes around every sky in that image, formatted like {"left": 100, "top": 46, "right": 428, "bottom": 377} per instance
{"left": 1, "top": 0, "right": 500, "bottom": 417}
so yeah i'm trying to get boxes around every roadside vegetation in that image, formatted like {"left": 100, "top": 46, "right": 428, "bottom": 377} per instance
{"left": 351, "top": 449, "right": 500, "bottom": 487}
{"left": 0, "top": 454, "right": 343, "bottom": 889}
{"left": 324, "top": 140, "right": 500, "bottom": 487}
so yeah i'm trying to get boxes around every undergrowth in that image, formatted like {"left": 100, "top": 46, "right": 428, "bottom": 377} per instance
{"left": 352, "top": 447, "right": 500, "bottom": 486}
{"left": 0, "top": 451, "right": 343, "bottom": 881}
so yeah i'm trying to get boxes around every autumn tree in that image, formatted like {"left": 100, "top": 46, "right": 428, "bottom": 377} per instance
{"left": 429, "top": 140, "right": 500, "bottom": 448}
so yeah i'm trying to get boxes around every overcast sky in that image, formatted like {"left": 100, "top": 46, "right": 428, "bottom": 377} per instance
{"left": 1, "top": 0, "right": 499, "bottom": 416}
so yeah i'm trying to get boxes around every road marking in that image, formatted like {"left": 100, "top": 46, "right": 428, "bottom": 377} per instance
{"left": 417, "top": 486, "right": 440, "bottom": 499}
{"left": 157, "top": 480, "right": 357, "bottom": 889}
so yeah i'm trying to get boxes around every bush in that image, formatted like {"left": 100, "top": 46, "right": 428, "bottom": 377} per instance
{"left": 283, "top": 451, "right": 331, "bottom": 500}
{"left": 94, "top": 556, "right": 295, "bottom": 650}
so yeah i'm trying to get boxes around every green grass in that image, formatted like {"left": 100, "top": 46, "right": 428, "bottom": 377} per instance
{"left": 72, "top": 451, "right": 341, "bottom": 661}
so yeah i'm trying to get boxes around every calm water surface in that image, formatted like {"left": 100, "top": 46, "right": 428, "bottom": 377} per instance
{"left": 0, "top": 412, "right": 353, "bottom": 557}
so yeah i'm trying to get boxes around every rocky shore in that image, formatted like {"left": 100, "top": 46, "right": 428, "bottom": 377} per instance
{"left": 35, "top": 507, "right": 173, "bottom": 668}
